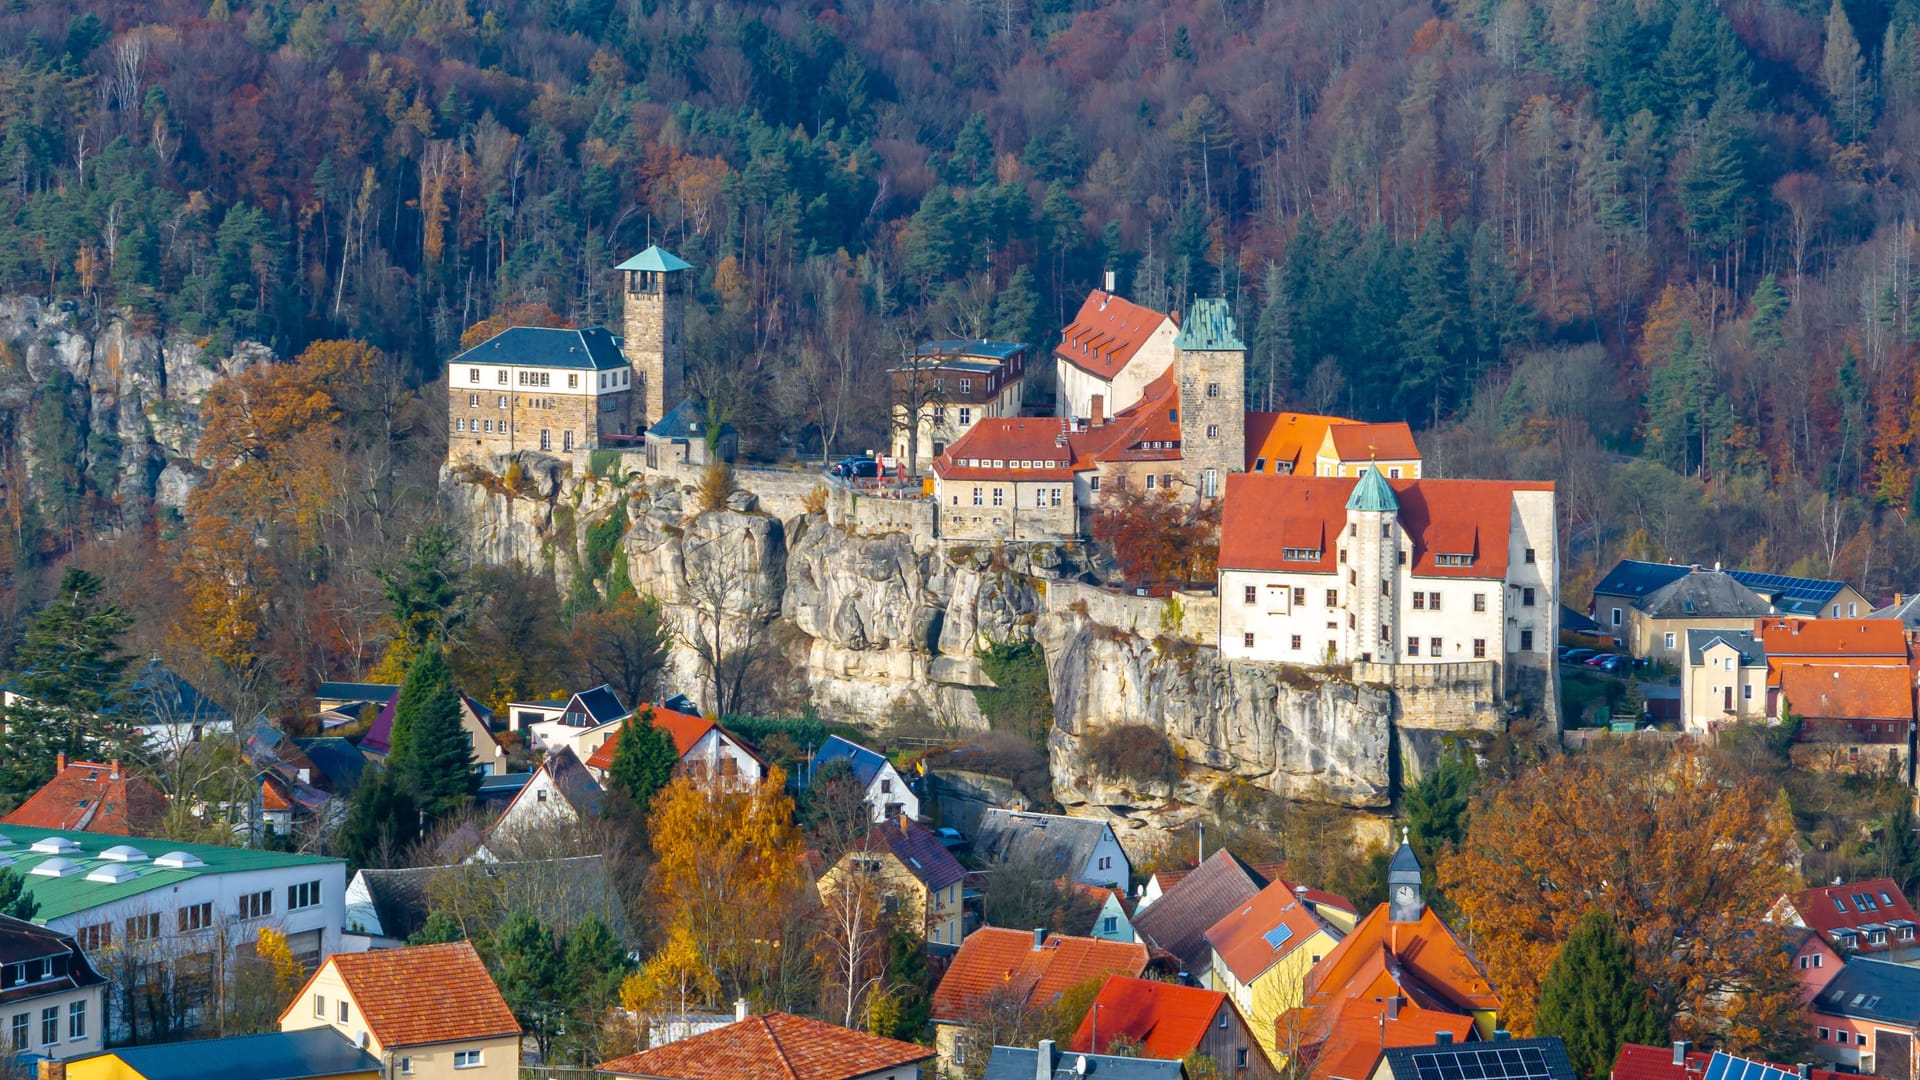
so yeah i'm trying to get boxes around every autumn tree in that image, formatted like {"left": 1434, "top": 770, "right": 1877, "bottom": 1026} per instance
{"left": 1536, "top": 910, "right": 1667, "bottom": 1078}
{"left": 376, "top": 526, "right": 470, "bottom": 672}
{"left": 620, "top": 921, "right": 721, "bottom": 1050}
{"left": 0, "top": 567, "right": 137, "bottom": 804}
{"left": 816, "top": 841, "right": 894, "bottom": 1028}
{"left": 1091, "top": 487, "right": 1221, "bottom": 589}
{"left": 1438, "top": 746, "right": 1800, "bottom": 1049}
{"left": 576, "top": 592, "right": 671, "bottom": 710}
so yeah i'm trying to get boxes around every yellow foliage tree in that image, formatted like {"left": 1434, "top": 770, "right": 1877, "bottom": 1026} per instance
{"left": 254, "top": 926, "right": 307, "bottom": 1007}
{"left": 619, "top": 920, "right": 723, "bottom": 1051}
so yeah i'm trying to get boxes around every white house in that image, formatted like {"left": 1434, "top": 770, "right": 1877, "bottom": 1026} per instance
{"left": 0, "top": 914, "right": 107, "bottom": 1063}
{"left": 510, "top": 685, "right": 630, "bottom": 756}
{"left": 1053, "top": 288, "right": 1179, "bottom": 423}
{"left": 482, "top": 747, "right": 603, "bottom": 851}
{"left": 806, "top": 735, "right": 917, "bottom": 822}
{"left": 1217, "top": 467, "right": 1558, "bottom": 679}
{"left": 974, "top": 809, "right": 1130, "bottom": 890}
{"left": 584, "top": 707, "right": 766, "bottom": 792}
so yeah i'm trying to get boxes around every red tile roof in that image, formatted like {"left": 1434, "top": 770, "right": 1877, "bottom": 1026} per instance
{"left": 1610, "top": 1043, "right": 1851, "bottom": 1080}
{"left": 597, "top": 1012, "right": 931, "bottom": 1080}
{"left": 1783, "top": 878, "right": 1919, "bottom": 941}
{"left": 1326, "top": 422, "right": 1421, "bottom": 463}
{"left": 1305, "top": 1003, "right": 1475, "bottom": 1080}
{"left": 1205, "top": 877, "right": 1338, "bottom": 984}
{"left": 1220, "top": 474, "right": 1551, "bottom": 581}
{"left": 1245, "top": 413, "right": 1360, "bottom": 474}
{"left": 285, "top": 942, "right": 521, "bottom": 1048}
{"left": 1779, "top": 665, "right": 1913, "bottom": 721}
{"left": 1066, "top": 976, "right": 1228, "bottom": 1059}
{"left": 1055, "top": 291, "right": 1175, "bottom": 380}
{"left": 931, "top": 928, "right": 1148, "bottom": 1021}
{"left": 1301, "top": 905, "right": 1500, "bottom": 1018}
{"left": 586, "top": 706, "right": 719, "bottom": 771}
{"left": 1758, "top": 618, "right": 1908, "bottom": 661}
{"left": 1, "top": 758, "right": 167, "bottom": 836}
{"left": 934, "top": 418, "right": 1084, "bottom": 482}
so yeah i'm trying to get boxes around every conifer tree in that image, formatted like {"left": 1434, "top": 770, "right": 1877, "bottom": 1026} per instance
{"left": 1823, "top": 0, "right": 1874, "bottom": 141}
{"left": 387, "top": 640, "right": 475, "bottom": 821}
{"left": 0, "top": 568, "right": 137, "bottom": 807}
{"left": 335, "top": 768, "right": 420, "bottom": 870}
{"left": 1537, "top": 910, "right": 1667, "bottom": 1077}
{"left": 607, "top": 707, "right": 679, "bottom": 812}
{"left": 0, "top": 865, "right": 39, "bottom": 921}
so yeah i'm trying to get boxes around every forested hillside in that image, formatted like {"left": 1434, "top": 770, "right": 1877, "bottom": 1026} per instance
{"left": 3, "top": 0, "right": 1920, "bottom": 603}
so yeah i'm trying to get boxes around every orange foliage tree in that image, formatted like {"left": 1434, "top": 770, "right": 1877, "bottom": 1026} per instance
{"left": 1437, "top": 746, "right": 1803, "bottom": 1054}
{"left": 1090, "top": 487, "right": 1221, "bottom": 589}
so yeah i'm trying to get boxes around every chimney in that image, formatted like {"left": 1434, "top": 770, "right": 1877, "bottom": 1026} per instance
{"left": 734, "top": 998, "right": 749, "bottom": 1022}
{"left": 1435, "top": 1032, "right": 1454, "bottom": 1046}
{"left": 899, "top": 813, "right": 911, "bottom": 837}
{"left": 108, "top": 759, "right": 119, "bottom": 779}
{"left": 1033, "top": 928, "right": 1047, "bottom": 950}
{"left": 1672, "top": 1041, "right": 1692, "bottom": 1066}
{"left": 1385, "top": 996, "right": 1401, "bottom": 1021}
{"left": 1091, "top": 395, "right": 1105, "bottom": 427}
{"left": 1104, "top": 270, "right": 1116, "bottom": 293}
{"left": 1037, "top": 1039, "right": 1056, "bottom": 1080}
{"left": 55, "top": 752, "right": 66, "bottom": 772}
{"left": 38, "top": 1061, "right": 66, "bottom": 1080}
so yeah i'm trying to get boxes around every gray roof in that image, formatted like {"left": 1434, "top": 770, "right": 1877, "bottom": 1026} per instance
{"left": 1685, "top": 629, "right": 1766, "bottom": 668}
{"left": 1560, "top": 605, "right": 1601, "bottom": 635}
{"left": 314, "top": 681, "right": 399, "bottom": 703}
{"left": 73, "top": 1028, "right": 382, "bottom": 1080}
{"left": 1810, "top": 956, "right": 1920, "bottom": 1025}
{"left": 347, "top": 855, "right": 627, "bottom": 942}
{"left": 811, "top": 734, "right": 891, "bottom": 787}
{"left": 648, "top": 398, "right": 736, "bottom": 441}
{"left": 538, "top": 746, "right": 605, "bottom": 815}
{"left": 1634, "top": 571, "right": 1772, "bottom": 619}
{"left": 451, "top": 326, "right": 629, "bottom": 372}
{"left": 1592, "top": 559, "right": 1693, "bottom": 600}
{"left": 976, "top": 809, "right": 1124, "bottom": 878}
{"left": 984, "top": 1045, "right": 1185, "bottom": 1080}
{"left": 1389, "top": 838, "right": 1422, "bottom": 875}
{"left": 912, "top": 339, "right": 1028, "bottom": 361}
{"left": 1870, "top": 594, "right": 1920, "bottom": 629}
{"left": 1378, "top": 1038, "right": 1576, "bottom": 1080}
{"left": 1130, "top": 849, "right": 1269, "bottom": 975}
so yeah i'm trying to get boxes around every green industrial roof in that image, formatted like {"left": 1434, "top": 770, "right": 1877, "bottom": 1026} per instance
{"left": 1173, "top": 297, "right": 1245, "bottom": 351}
{"left": 1346, "top": 465, "right": 1399, "bottom": 513}
{"left": 0, "top": 825, "right": 342, "bottom": 923}
{"left": 448, "top": 326, "right": 629, "bottom": 372}
{"left": 614, "top": 245, "right": 693, "bottom": 273}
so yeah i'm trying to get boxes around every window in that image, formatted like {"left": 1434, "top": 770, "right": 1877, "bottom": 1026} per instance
{"left": 77, "top": 923, "right": 109, "bottom": 952}
{"left": 1339, "top": 548, "right": 1347, "bottom": 564}
{"left": 1381, "top": 523, "right": 1391, "bottom": 538}
{"left": 40, "top": 1008, "right": 55, "bottom": 1047}
{"left": 1473, "top": 639, "right": 1486, "bottom": 658}
{"left": 1407, "top": 637, "right": 1420, "bottom": 656}
{"left": 289, "top": 880, "right": 322, "bottom": 911}
{"left": 1291, "top": 635, "right": 1302, "bottom": 650}
{"left": 1237, "top": 1048, "right": 1249, "bottom": 1071}
{"left": 564, "top": 430, "right": 575, "bottom": 451}
{"left": 1293, "top": 587, "right": 1306, "bottom": 605}
{"left": 1859, "top": 1033, "right": 1870, "bottom": 1047}
{"left": 1517, "top": 585, "right": 1532, "bottom": 606}
{"left": 468, "top": 367, "right": 480, "bottom": 383}
{"left": 1474, "top": 593, "right": 1487, "bottom": 613}
{"left": 1833, "top": 604, "right": 1842, "bottom": 617}
{"left": 314, "top": 995, "right": 326, "bottom": 1018}
{"left": 540, "top": 429, "right": 551, "bottom": 451}
{"left": 1820, "top": 1027, "right": 1831, "bottom": 1040}
{"left": 339, "top": 1001, "right": 350, "bottom": 1024}
{"left": 67, "top": 1000, "right": 83, "bottom": 1042}
{"left": 959, "top": 407, "right": 973, "bottom": 425}
{"left": 1244, "top": 633, "right": 1255, "bottom": 649}
{"left": 1326, "top": 589, "right": 1338, "bottom": 607}
{"left": 959, "top": 377, "right": 972, "bottom": 394}
{"left": 497, "top": 370, "right": 508, "bottom": 384}
{"left": 1382, "top": 581, "right": 1391, "bottom": 598}
{"left": 1664, "top": 632, "right": 1677, "bottom": 650}
{"left": 238, "top": 891, "right": 272, "bottom": 920}
{"left": 1089, "top": 476, "right": 1101, "bottom": 493}
{"left": 1206, "top": 382, "right": 1221, "bottom": 398}
{"left": 1380, "top": 623, "right": 1391, "bottom": 643}
{"left": 1851, "top": 602, "right": 1859, "bottom": 616}
{"left": 1815, "top": 953, "right": 1825, "bottom": 966}
{"left": 1389, "top": 467, "right": 1401, "bottom": 478}
{"left": 482, "top": 419, "right": 493, "bottom": 433}
{"left": 454, "top": 1050, "right": 485, "bottom": 1069}
{"left": 568, "top": 373, "right": 578, "bottom": 388}
{"left": 401, "top": 1059, "right": 413, "bottom": 1075}
{"left": 536, "top": 788, "right": 549, "bottom": 802}
{"left": 1413, "top": 593, "right": 1425, "bottom": 610}
{"left": 8, "top": 1014, "right": 23, "bottom": 1051}
{"left": 1098, "top": 857, "right": 1112, "bottom": 870}
{"left": 1349, "top": 523, "right": 1357, "bottom": 537}
{"left": 125, "top": 913, "right": 160, "bottom": 943}
{"left": 455, "top": 418, "right": 465, "bottom": 432}
{"left": 1206, "top": 424, "right": 1219, "bottom": 439}
{"left": 1428, "top": 592, "right": 1440, "bottom": 610}
{"left": 497, "top": 394, "right": 508, "bottom": 409}
{"left": 1524, "top": 547, "right": 1536, "bottom": 564}
{"left": 1520, "top": 629, "right": 1534, "bottom": 651}
{"left": 1743, "top": 684, "right": 1753, "bottom": 700}
{"left": 1430, "top": 637, "right": 1442, "bottom": 655}
{"left": 1034, "top": 487, "right": 1046, "bottom": 508}
{"left": 1103, "top": 916, "right": 1118, "bottom": 934}
{"left": 992, "top": 487, "right": 1004, "bottom": 507}
{"left": 971, "top": 487, "right": 983, "bottom": 506}
{"left": 1244, "top": 586, "right": 1257, "bottom": 605}
{"left": 1282, "top": 548, "right": 1320, "bottom": 561}
{"left": 1435, "top": 554, "right": 1473, "bottom": 567}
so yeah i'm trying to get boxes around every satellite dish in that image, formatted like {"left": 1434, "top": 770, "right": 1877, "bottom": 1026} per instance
{"left": 1074, "top": 1055, "right": 1089, "bottom": 1075}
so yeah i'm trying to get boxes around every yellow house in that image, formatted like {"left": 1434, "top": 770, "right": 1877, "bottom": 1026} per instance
{"left": 1310, "top": 421, "right": 1422, "bottom": 478}
{"left": 817, "top": 818, "right": 968, "bottom": 947}
{"left": 279, "top": 942, "right": 522, "bottom": 1080}
{"left": 1680, "top": 629, "right": 1769, "bottom": 734}
{"left": 1204, "top": 878, "right": 1346, "bottom": 1067}
{"left": 61, "top": 1028, "right": 381, "bottom": 1080}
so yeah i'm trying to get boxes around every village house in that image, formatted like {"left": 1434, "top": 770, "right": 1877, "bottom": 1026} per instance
{"left": 280, "top": 942, "right": 521, "bottom": 1080}
{"left": 1624, "top": 570, "right": 1773, "bottom": 668}
{"left": 974, "top": 809, "right": 1130, "bottom": 890}
{"left": 1754, "top": 619, "right": 1917, "bottom": 777}
{"left": 1130, "top": 851, "right": 1351, "bottom": 985}
{"left": 645, "top": 399, "right": 738, "bottom": 474}
{"left": 60, "top": 1028, "right": 382, "bottom": 1080}
{"left": 341, "top": 855, "right": 624, "bottom": 950}
{"left": 1204, "top": 876, "right": 1347, "bottom": 1068}
{"left": 1771, "top": 878, "right": 1920, "bottom": 963}
{"left": 1611, "top": 1042, "right": 1853, "bottom": 1080}
{"left": 1804, "top": 957, "right": 1920, "bottom": 1077}
{"left": 985, "top": 1040, "right": 1183, "bottom": 1080}
{"left": 1053, "top": 287, "right": 1179, "bottom": 424}
{"left": 3, "top": 659, "right": 231, "bottom": 755}
{"left": 815, "top": 817, "right": 968, "bottom": 949}
{"left": 1373, "top": 1037, "right": 1576, "bottom": 1080}
{"left": 1589, "top": 560, "right": 1693, "bottom": 641}
{"left": 1726, "top": 570, "right": 1869, "bottom": 619}
{"left": 583, "top": 706, "right": 766, "bottom": 792}
{"left": 1870, "top": 593, "right": 1920, "bottom": 629}
{"left": 1075, "top": 885, "right": 1135, "bottom": 943}
{"left": 509, "top": 684, "right": 630, "bottom": 757}
{"left": 930, "top": 928, "right": 1148, "bottom": 1076}
{"left": 0, "top": 914, "right": 106, "bottom": 1064}
{"left": 1678, "top": 630, "right": 1768, "bottom": 734}
{"left": 359, "top": 689, "right": 505, "bottom": 776}
{"left": 1066, "top": 975, "right": 1278, "bottom": 1079}
{"left": 1, "top": 756, "right": 167, "bottom": 837}
{"left": 1217, "top": 467, "right": 1558, "bottom": 678}
{"left": 1592, "top": 562, "right": 1870, "bottom": 643}
{"left": 1244, "top": 413, "right": 1423, "bottom": 479}
{"left": 480, "top": 747, "right": 602, "bottom": 853}
{"left": 807, "top": 735, "right": 918, "bottom": 822}
{"left": 598, "top": 1007, "right": 932, "bottom": 1080}
{"left": 890, "top": 339, "right": 1030, "bottom": 466}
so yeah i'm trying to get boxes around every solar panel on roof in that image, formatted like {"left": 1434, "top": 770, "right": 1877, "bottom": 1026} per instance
{"left": 1701, "top": 1052, "right": 1797, "bottom": 1080}
{"left": 1262, "top": 924, "right": 1294, "bottom": 949}
{"left": 1409, "top": 1045, "right": 1560, "bottom": 1080}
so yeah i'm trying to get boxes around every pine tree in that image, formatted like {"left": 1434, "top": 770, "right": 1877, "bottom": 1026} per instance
{"left": 0, "top": 865, "right": 39, "bottom": 920}
{"left": 607, "top": 707, "right": 679, "bottom": 811}
{"left": 0, "top": 568, "right": 137, "bottom": 806}
{"left": 1404, "top": 748, "right": 1476, "bottom": 867}
{"left": 493, "top": 910, "right": 563, "bottom": 1057}
{"left": 1823, "top": 0, "right": 1875, "bottom": 141}
{"left": 947, "top": 113, "right": 993, "bottom": 186}
{"left": 1536, "top": 910, "right": 1667, "bottom": 1078}
{"left": 1250, "top": 262, "right": 1296, "bottom": 411}
{"left": 990, "top": 266, "right": 1041, "bottom": 345}
{"left": 378, "top": 527, "right": 469, "bottom": 658}
{"left": 335, "top": 768, "right": 420, "bottom": 870}
{"left": 388, "top": 641, "right": 474, "bottom": 820}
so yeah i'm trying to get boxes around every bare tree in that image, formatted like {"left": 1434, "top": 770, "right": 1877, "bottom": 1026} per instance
{"left": 888, "top": 342, "right": 950, "bottom": 476}
{"left": 815, "top": 848, "right": 893, "bottom": 1028}
{"left": 677, "top": 516, "right": 784, "bottom": 719}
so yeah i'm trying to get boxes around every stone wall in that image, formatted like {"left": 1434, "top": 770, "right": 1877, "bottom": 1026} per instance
{"left": 823, "top": 483, "right": 937, "bottom": 541}
{"left": 1044, "top": 581, "right": 1218, "bottom": 647}
{"left": 1352, "top": 661, "right": 1505, "bottom": 731}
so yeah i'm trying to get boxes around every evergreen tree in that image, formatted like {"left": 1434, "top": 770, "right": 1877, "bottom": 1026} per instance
{"left": 408, "top": 911, "right": 465, "bottom": 945}
{"left": 378, "top": 527, "right": 469, "bottom": 658}
{"left": 389, "top": 641, "right": 476, "bottom": 821}
{"left": 1676, "top": 102, "right": 1753, "bottom": 264}
{"left": 1249, "top": 262, "right": 1296, "bottom": 411}
{"left": 1824, "top": 0, "right": 1875, "bottom": 141}
{"left": 0, "top": 568, "right": 137, "bottom": 807}
{"left": 606, "top": 707, "right": 679, "bottom": 812}
{"left": 947, "top": 113, "right": 993, "bottom": 186}
{"left": 335, "top": 768, "right": 420, "bottom": 870}
{"left": 1536, "top": 910, "right": 1667, "bottom": 1078}
{"left": 0, "top": 865, "right": 39, "bottom": 921}
{"left": 876, "top": 925, "right": 931, "bottom": 1041}
{"left": 562, "top": 915, "right": 633, "bottom": 1013}
{"left": 492, "top": 910, "right": 563, "bottom": 1058}
{"left": 1404, "top": 747, "right": 1476, "bottom": 868}
{"left": 990, "top": 265, "right": 1041, "bottom": 346}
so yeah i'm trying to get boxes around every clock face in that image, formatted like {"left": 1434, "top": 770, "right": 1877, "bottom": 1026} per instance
{"left": 1394, "top": 885, "right": 1416, "bottom": 903}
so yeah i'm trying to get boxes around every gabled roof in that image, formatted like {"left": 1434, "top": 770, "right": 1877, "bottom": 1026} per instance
{"left": 1325, "top": 422, "right": 1421, "bottom": 463}
{"left": 290, "top": 942, "right": 521, "bottom": 1048}
{"left": 1870, "top": 593, "right": 1920, "bottom": 629}
{"left": 1205, "top": 876, "right": 1341, "bottom": 985}
{"left": 1220, "top": 474, "right": 1550, "bottom": 581}
{"left": 315, "top": 681, "right": 400, "bottom": 703}
{"left": 536, "top": 746, "right": 604, "bottom": 814}
{"left": 616, "top": 245, "right": 693, "bottom": 273}
{"left": 0, "top": 914, "right": 104, "bottom": 1007}
{"left": 1685, "top": 629, "right": 1765, "bottom": 668}
{"left": 1301, "top": 903, "right": 1499, "bottom": 1019}
{"left": 649, "top": 398, "right": 736, "bottom": 441}
{"left": 1611, "top": 1044, "right": 1853, "bottom": 1080}
{"left": 1130, "top": 849, "right": 1271, "bottom": 974}
{"left": 1561, "top": 605, "right": 1602, "bottom": 635}
{"left": 934, "top": 418, "right": 1083, "bottom": 482}
{"left": 986, "top": 1045, "right": 1184, "bottom": 1080}
{"left": 450, "top": 326, "right": 629, "bottom": 372}
{"left": 1066, "top": 975, "right": 1229, "bottom": 1058}
{"left": 1727, "top": 570, "right": 1852, "bottom": 617}
{"left": 1592, "top": 560, "right": 1692, "bottom": 600}
{"left": 1378, "top": 1038, "right": 1575, "bottom": 1080}
{"left": 1305, "top": 1002, "right": 1476, "bottom": 1080}
{"left": 571, "top": 684, "right": 630, "bottom": 726}
{"left": 931, "top": 928, "right": 1148, "bottom": 1021}
{"left": 1785, "top": 878, "right": 1919, "bottom": 938}
{"left": 583, "top": 706, "right": 729, "bottom": 771}
{"left": 1055, "top": 290, "right": 1175, "bottom": 380}
{"left": 1779, "top": 665, "right": 1914, "bottom": 721}
{"left": 811, "top": 735, "right": 892, "bottom": 787}
{"left": 1634, "top": 572, "right": 1771, "bottom": 619}
{"left": 1757, "top": 618, "right": 1909, "bottom": 660}
{"left": 974, "top": 809, "right": 1122, "bottom": 879}
{"left": 1174, "top": 297, "right": 1244, "bottom": 351}
{"left": 1808, "top": 956, "right": 1920, "bottom": 1025}
{"left": 910, "top": 338, "right": 1028, "bottom": 363}
{"left": 1, "top": 757, "right": 167, "bottom": 836}
{"left": 1245, "top": 412, "right": 1363, "bottom": 473}
{"left": 292, "top": 737, "right": 368, "bottom": 792}
{"left": 874, "top": 819, "right": 967, "bottom": 893}
{"left": 75, "top": 1028, "right": 382, "bottom": 1080}
{"left": 596, "top": 1011, "right": 930, "bottom": 1080}
{"left": 344, "top": 855, "right": 624, "bottom": 942}
{"left": 129, "top": 657, "right": 231, "bottom": 726}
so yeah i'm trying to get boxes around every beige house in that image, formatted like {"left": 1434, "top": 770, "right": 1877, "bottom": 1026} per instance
{"left": 1626, "top": 570, "right": 1773, "bottom": 667}
{"left": 816, "top": 818, "right": 968, "bottom": 947}
{"left": 1680, "top": 629, "right": 1768, "bottom": 733}
{"left": 890, "top": 340, "right": 1029, "bottom": 466}
{"left": 280, "top": 941, "right": 521, "bottom": 1080}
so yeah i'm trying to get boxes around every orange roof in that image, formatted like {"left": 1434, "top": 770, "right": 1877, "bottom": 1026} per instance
{"left": 1066, "top": 976, "right": 1229, "bottom": 1059}
{"left": 934, "top": 418, "right": 1083, "bottom": 482}
{"left": 1205, "top": 877, "right": 1338, "bottom": 984}
{"left": 586, "top": 706, "right": 716, "bottom": 770}
{"left": 597, "top": 1012, "right": 931, "bottom": 1080}
{"left": 931, "top": 928, "right": 1148, "bottom": 1021}
{"left": 1301, "top": 905, "right": 1500, "bottom": 1018}
{"left": 260, "top": 777, "right": 293, "bottom": 812}
{"left": 1245, "top": 413, "right": 1361, "bottom": 474}
{"left": 1325, "top": 422, "right": 1420, "bottom": 463}
{"left": 283, "top": 942, "right": 520, "bottom": 1049}
{"left": 1055, "top": 291, "right": 1174, "bottom": 380}
{"left": 1220, "top": 474, "right": 1550, "bottom": 581}
{"left": 1, "top": 758, "right": 167, "bottom": 836}
{"left": 1304, "top": 1003, "right": 1475, "bottom": 1080}
{"left": 1759, "top": 618, "right": 1909, "bottom": 662}
{"left": 1778, "top": 664, "right": 1913, "bottom": 721}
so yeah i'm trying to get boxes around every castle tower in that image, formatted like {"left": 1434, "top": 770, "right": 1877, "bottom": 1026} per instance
{"left": 1344, "top": 465, "right": 1400, "bottom": 663}
{"left": 1172, "top": 298, "right": 1246, "bottom": 500}
{"left": 616, "top": 244, "right": 691, "bottom": 431}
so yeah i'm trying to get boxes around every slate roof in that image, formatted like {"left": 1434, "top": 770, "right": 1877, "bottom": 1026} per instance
{"left": 1592, "top": 559, "right": 1692, "bottom": 600}
{"left": 71, "top": 1028, "right": 383, "bottom": 1080}
{"left": 931, "top": 928, "right": 1148, "bottom": 1021}
{"left": 0, "top": 914, "right": 104, "bottom": 1008}
{"left": 129, "top": 657, "right": 232, "bottom": 726}
{"left": 1174, "top": 297, "right": 1244, "bottom": 351}
{"left": 1870, "top": 593, "right": 1920, "bottom": 629}
{"left": 0, "top": 825, "right": 341, "bottom": 922}
{"left": 597, "top": 1012, "right": 931, "bottom": 1080}
{"left": 1727, "top": 570, "right": 1851, "bottom": 617}
{"left": 343, "top": 855, "right": 625, "bottom": 942}
{"left": 875, "top": 818, "right": 967, "bottom": 892}
{"left": 615, "top": 245, "right": 693, "bottom": 273}
{"left": 1130, "top": 849, "right": 1271, "bottom": 975}
{"left": 649, "top": 398, "right": 736, "bottom": 441}
{"left": 1378, "top": 1038, "right": 1576, "bottom": 1080}
{"left": 293, "top": 942, "right": 521, "bottom": 1048}
{"left": 811, "top": 734, "right": 891, "bottom": 787}
{"left": 1560, "top": 605, "right": 1602, "bottom": 635}
{"left": 1, "top": 758, "right": 168, "bottom": 835}
{"left": 534, "top": 745, "right": 604, "bottom": 814}
{"left": 315, "top": 681, "right": 400, "bottom": 704}
{"left": 1808, "top": 956, "right": 1920, "bottom": 1025}
{"left": 1685, "top": 629, "right": 1765, "bottom": 668}
{"left": 1055, "top": 290, "right": 1175, "bottom": 380}
{"left": 1635, "top": 571, "right": 1772, "bottom": 619}
{"left": 911, "top": 339, "right": 1028, "bottom": 362}
{"left": 1066, "top": 975, "right": 1229, "bottom": 1059}
{"left": 975, "top": 809, "right": 1122, "bottom": 880}
{"left": 572, "top": 685, "right": 629, "bottom": 725}
{"left": 985, "top": 1045, "right": 1185, "bottom": 1080}
{"left": 1206, "top": 876, "right": 1342, "bottom": 985}
{"left": 292, "top": 737, "right": 367, "bottom": 792}
{"left": 450, "top": 326, "right": 629, "bottom": 372}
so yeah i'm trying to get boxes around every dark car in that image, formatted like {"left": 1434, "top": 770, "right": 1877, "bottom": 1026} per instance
{"left": 829, "top": 457, "right": 881, "bottom": 479}
{"left": 1590, "top": 655, "right": 1625, "bottom": 673}
{"left": 1562, "top": 648, "right": 1598, "bottom": 665}
{"left": 1583, "top": 653, "right": 1618, "bottom": 668}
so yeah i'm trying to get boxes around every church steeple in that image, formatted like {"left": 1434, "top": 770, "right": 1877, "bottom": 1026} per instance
{"left": 1388, "top": 827, "right": 1424, "bottom": 923}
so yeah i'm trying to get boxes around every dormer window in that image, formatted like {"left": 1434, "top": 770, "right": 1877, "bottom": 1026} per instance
{"left": 1435, "top": 554, "right": 1474, "bottom": 567}
{"left": 1282, "top": 548, "right": 1321, "bottom": 562}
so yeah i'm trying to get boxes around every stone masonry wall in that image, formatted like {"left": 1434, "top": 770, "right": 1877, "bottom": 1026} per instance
{"left": 1176, "top": 346, "right": 1246, "bottom": 497}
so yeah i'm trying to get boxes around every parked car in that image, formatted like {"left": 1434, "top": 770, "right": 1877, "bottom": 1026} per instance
{"left": 1562, "top": 648, "right": 1598, "bottom": 665}
{"left": 830, "top": 457, "right": 881, "bottom": 479}
{"left": 1583, "top": 653, "right": 1619, "bottom": 668}
{"left": 1590, "top": 655, "right": 1625, "bottom": 673}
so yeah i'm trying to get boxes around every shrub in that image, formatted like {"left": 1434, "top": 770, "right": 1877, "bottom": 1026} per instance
{"left": 973, "top": 640, "right": 1053, "bottom": 748}
{"left": 800, "top": 484, "right": 828, "bottom": 514}
{"left": 1083, "top": 724, "right": 1179, "bottom": 787}
{"left": 696, "top": 461, "right": 736, "bottom": 512}
{"left": 588, "top": 448, "right": 621, "bottom": 479}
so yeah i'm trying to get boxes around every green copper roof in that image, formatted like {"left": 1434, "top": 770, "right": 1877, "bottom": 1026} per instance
{"left": 614, "top": 245, "right": 692, "bottom": 273}
{"left": 1346, "top": 465, "right": 1399, "bottom": 513}
{"left": 1173, "top": 297, "right": 1245, "bottom": 351}
{"left": 0, "top": 825, "right": 342, "bottom": 923}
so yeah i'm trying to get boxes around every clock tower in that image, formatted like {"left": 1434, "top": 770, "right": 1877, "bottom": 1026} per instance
{"left": 1388, "top": 827, "right": 1424, "bottom": 922}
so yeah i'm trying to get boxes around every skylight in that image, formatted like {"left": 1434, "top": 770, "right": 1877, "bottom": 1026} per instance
{"left": 99, "top": 845, "right": 149, "bottom": 863}
{"left": 30, "top": 858, "right": 81, "bottom": 878}
{"left": 30, "top": 837, "right": 79, "bottom": 856}
{"left": 153, "top": 851, "right": 206, "bottom": 869}
{"left": 1262, "top": 924, "right": 1295, "bottom": 950}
